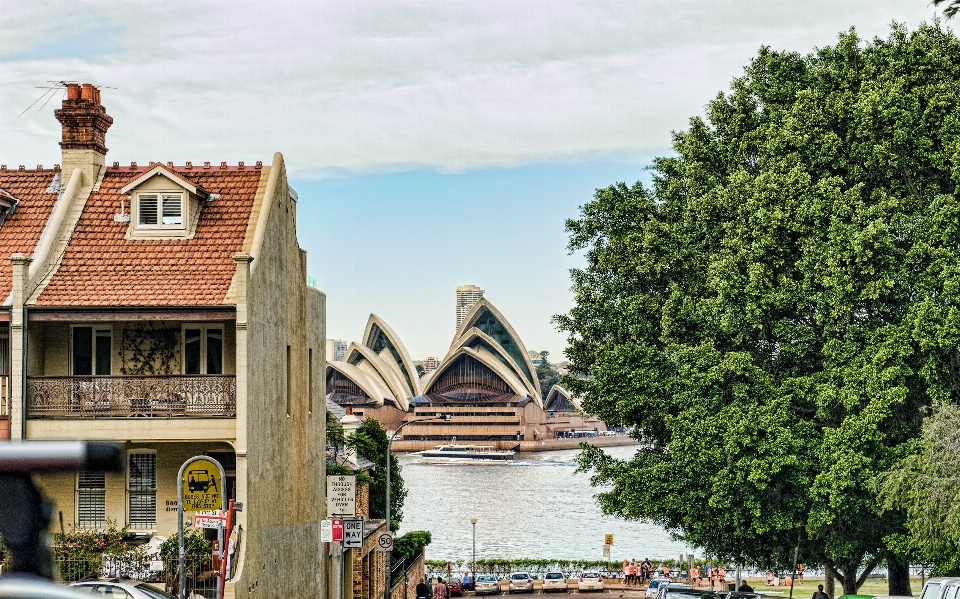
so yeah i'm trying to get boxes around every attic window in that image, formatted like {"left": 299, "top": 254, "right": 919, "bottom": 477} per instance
{"left": 136, "top": 192, "right": 184, "bottom": 229}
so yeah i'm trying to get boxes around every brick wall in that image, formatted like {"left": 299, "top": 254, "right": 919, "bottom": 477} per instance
{"left": 392, "top": 552, "right": 425, "bottom": 599}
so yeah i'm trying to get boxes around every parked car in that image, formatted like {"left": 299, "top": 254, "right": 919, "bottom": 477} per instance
{"left": 918, "top": 578, "right": 960, "bottom": 599}
{"left": 661, "top": 588, "right": 720, "bottom": 599}
{"left": 70, "top": 580, "right": 177, "bottom": 598}
{"left": 543, "top": 572, "right": 569, "bottom": 593}
{"left": 656, "top": 582, "right": 694, "bottom": 599}
{"left": 508, "top": 572, "right": 535, "bottom": 594}
{"left": 647, "top": 579, "right": 673, "bottom": 599}
{"left": 476, "top": 575, "right": 502, "bottom": 596}
{"left": 578, "top": 572, "right": 604, "bottom": 593}
{"left": 448, "top": 577, "right": 464, "bottom": 597}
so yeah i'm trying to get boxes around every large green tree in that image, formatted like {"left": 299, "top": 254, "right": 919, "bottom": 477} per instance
{"left": 557, "top": 22, "right": 960, "bottom": 595}
{"left": 351, "top": 417, "right": 408, "bottom": 532}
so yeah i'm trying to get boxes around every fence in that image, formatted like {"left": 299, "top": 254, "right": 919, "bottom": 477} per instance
{"left": 55, "top": 554, "right": 219, "bottom": 598}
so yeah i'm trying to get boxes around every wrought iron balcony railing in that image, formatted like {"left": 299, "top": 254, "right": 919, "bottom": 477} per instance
{"left": 27, "top": 375, "right": 236, "bottom": 418}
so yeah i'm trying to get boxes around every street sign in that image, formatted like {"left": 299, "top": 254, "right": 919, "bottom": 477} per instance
{"left": 193, "top": 512, "right": 227, "bottom": 528}
{"left": 321, "top": 519, "right": 333, "bottom": 542}
{"left": 604, "top": 534, "right": 614, "bottom": 545}
{"left": 327, "top": 475, "right": 356, "bottom": 517}
{"left": 181, "top": 459, "right": 223, "bottom": 511}
{"left": 331, "top": 518, "right": 344, "bottom": 542}
{"left": 344, "top": 518, "right": 364, "bottom": 548}
{"left": 377, "top": 532, "right": 394, "bottom": 552}
{"left": 603, "top": 545, "right": 610, "bottom": 558}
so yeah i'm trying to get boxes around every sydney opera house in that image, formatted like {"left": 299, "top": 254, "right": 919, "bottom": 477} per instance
{"left": 325, "top": 298, "right": 604, "bottom": 449}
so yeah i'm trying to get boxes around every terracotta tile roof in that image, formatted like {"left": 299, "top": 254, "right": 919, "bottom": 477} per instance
{"left": 34, "top": 163, "right": 263, "bottom": 306}
{"left": 0, "top": 168, "right": 61, "bottom": 301}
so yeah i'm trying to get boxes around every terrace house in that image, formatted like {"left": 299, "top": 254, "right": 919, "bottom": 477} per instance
{"left": 0, "top": 83, "right": 327, "bottom": 597}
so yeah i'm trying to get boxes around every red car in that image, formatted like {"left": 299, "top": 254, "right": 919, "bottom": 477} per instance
{"left": 448, "top": 577, "right": 464, "bottom": 597}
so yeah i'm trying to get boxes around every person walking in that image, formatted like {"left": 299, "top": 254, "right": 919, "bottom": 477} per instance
{"left": 434, "top": 577, "right": 448, "bottom": 599}
{"left": 623, "top": 560, "right": 631, "bottom": 586}
{"left": 689, "top": 565, "right": 699, "bottom": 588}
{"left": 630, "top": 559, "right": 639, "bottom": 587}
{"left": 812, "top": 584, "right": 830, "bottom": 599}
{"left": 797, "top": 564, "right": 805, "bottom": 584}
{"left": 717, "top": 566, "right": 726, "bottom": 590}
{"left": 416, "top": 580, "right": 432, "bottom": 599}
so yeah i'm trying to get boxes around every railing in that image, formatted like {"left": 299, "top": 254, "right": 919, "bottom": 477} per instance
{"left": 54, "top": 554, "right": 218, "bottom": 597}
{"left": 27, "top": 375, "right": 236, "bottom": 417}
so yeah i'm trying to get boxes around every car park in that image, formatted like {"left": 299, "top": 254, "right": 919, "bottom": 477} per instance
{"left": 578, "top": 572, "right": 604, "bottom": 593}
{"left": 448, "top": 577, "right": 464, "bottom": 597}
{"left": 543, "top": 572, "right": 569, "bottom": 593}
{"left": 647, "top": 579, "right": 673, "bottom": 599}
{"left": 508, "top": 572, "right": 534, "bottom": 594}
{"left": 476, "top": 575, "right": 502, "bottom": 596}
{"left": 70, "top": 579, "right": 178, "bottom": 598}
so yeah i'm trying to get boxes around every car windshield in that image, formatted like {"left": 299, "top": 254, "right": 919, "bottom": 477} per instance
{"left": 134, "top": 584, "right": 178, "bottom": 599}
{"left": 583, "top": 573, "right": 600, "bottom": 578}
{"left": 546, "top": 574, "right": 564, "bottom": 580}
{"left": 512, "top": 574, "right": 529, "bottom": 580}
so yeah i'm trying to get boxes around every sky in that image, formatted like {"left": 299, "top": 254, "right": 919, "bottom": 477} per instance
{"left": 0, "top": 0, "right": 945, "bottom": 361}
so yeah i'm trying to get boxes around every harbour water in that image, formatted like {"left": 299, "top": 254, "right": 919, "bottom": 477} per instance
{"left": 396, "top": 444, "right": 693, "bottom": 564}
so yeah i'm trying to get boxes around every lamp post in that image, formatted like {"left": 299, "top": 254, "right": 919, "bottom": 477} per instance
{"left": 385, "top": 414, "right": 450, "bottom": 599}
{"left": 471, "top": 518, "right": 478, "bottom": 578}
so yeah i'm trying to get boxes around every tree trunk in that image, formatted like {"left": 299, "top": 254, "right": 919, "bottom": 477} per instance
{"left": 841, "top": 574, "right": 860, "bottom": 596}
{"left": 888, "top": 557, "right": 912, "bottom": 596}
{"left": 825, "top": 563, "right": 837, "bottom": 599}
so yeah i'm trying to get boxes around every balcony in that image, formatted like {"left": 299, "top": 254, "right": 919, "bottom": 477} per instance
{"left": 27, "top": 375, "right": 236, "bottom": 418}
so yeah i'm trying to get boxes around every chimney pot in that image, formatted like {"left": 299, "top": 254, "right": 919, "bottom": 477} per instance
{"left": 66, "top": 84, "right": 80, "bottom": 100}
{"left": 345, "top": 403, "right": 353, "bottom": 416}
{"left": 81, "top": 83, "right": 94, "bottom": 100}
{"left": 55, "top": 82, "right": 113, "bottom": 155}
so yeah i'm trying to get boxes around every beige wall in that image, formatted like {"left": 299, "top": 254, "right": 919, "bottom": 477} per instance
{"left": 29, "top": 320, "right": 236, "bottom": 376}
{"left": 36, "top": 441, "right": 234, "bottom": 537}
{"left": 228, "top": 154, "right": 327, "bottom": 599}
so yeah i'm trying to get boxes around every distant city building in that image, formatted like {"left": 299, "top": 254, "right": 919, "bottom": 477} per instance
{"left": 421, "top": 356, "right": 440, "bottom": 374}
{"left": 326, "top": 338, "right": 348, "bottom": 363}
{"left": 455, "top": 284, "right": 484, "bottom": 330}
{"left": 556, "top": 360, "right": 571, "bottom": 375}
{"left": 528, "top": 349, "right": 545, "bottom": 367}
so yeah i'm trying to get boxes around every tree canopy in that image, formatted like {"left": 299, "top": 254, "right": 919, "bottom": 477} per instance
{"left": 557, "top": 22, "right": 960, "bottom": 594}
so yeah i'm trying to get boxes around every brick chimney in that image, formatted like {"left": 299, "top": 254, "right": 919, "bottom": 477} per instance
{"left": 54, "top": 83, "right": 113, "bottom": 189}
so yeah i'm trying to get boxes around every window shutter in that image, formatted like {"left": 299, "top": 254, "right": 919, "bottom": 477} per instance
{"left": 162, "top": 194, "right": 183, "bottom": 225}
{"left": 128, "top": 453, "right": 157, "bottom": 528}
{"left": 77, "top": 471, "right": 106, "bottom": 527}
{"left": 138, "top": 194, "right": 158, "bottom": 225}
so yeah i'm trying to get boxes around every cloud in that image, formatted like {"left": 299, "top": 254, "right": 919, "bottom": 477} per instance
{"left": 0, "top": 0, "right": 943, "bottom": 177}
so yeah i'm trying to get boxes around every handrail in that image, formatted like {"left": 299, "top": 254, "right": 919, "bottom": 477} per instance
{"left": 26, "top": 374, "right": 236, "bottom": 418}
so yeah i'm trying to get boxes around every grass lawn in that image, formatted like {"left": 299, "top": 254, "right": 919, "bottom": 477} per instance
{"left": 740, "top": 577, "right": 924, "bottom": 597}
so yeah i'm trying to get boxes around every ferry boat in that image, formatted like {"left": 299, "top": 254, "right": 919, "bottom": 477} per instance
{"left": 411, "top": 440, "right": 518, "bottom": 464}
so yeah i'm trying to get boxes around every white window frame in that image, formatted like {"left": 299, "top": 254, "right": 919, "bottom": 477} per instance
{"left": 76, "top": 470, "right": 106, "bottom": 528}
{"left": 134, "top": 190, "right": 186, "bottom": 231}
{"left": 126, "top": 450, "right": 157, "bottom": 531}
{"left": 70, "top": 324, "right": 113, "bottom": 376}
{"left": 181, "top": 324, "right": 225, "bottom": 375}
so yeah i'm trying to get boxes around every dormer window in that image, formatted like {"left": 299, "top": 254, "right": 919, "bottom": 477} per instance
{"left": 120, "top": 165, "right": 207, "bottom": 239}
{"left": 136, "top": 192, "right": 184, "bottom": 228}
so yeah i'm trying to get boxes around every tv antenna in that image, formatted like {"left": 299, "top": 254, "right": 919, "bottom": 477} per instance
{"left": 18, "top": 81, "right": 116, "bottom": 117}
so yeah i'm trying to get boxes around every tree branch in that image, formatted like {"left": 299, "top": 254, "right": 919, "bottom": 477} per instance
{"left": 899, "top": 162, "right": 923, "bottom": 202}
{"left": 855, "top": 557, "right": 881, "bottom": 590}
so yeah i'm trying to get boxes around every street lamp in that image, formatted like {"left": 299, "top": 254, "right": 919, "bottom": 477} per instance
{"left": 385, "top": 414, "right": 450, "bottom": 599}
{"left": 471, "top": 518, "right": 478, "bottom": 579}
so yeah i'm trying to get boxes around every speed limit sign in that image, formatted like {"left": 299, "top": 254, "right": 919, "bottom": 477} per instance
{"left": 377, "top": 532, "right": 394, "bottom": 552}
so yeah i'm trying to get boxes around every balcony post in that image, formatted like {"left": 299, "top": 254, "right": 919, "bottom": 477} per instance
{"left": 10, "top": 254, "right": 31, "bottom": 441}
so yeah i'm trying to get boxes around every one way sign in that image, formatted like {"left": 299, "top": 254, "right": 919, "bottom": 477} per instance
{"left": 343, "top": 518, "right": 364, "bottom": 549}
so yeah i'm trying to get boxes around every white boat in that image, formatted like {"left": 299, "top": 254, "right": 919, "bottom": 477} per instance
{"left": 411, "top": 440, "right": 517, "bottom": 464}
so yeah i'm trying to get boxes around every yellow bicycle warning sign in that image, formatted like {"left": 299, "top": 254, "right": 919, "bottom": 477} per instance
{"left": 182, "top": 459, "right": 223, "bottom": 511}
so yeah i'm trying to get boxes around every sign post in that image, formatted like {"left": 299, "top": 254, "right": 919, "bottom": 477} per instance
{"left": 178, "top": 456, "right": 225, "bottom": 599}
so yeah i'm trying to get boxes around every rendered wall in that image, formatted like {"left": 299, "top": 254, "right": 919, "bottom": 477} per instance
{"left": 228, "top": 153, "right": 327, "bottom": 598}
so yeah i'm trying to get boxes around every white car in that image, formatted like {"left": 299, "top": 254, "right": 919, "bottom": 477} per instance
{"left": 71, "top": 579, "right": 178, "bottom": 598}
{"left": 475, "top": 575, "right": 502, "bottom": 596}
{"left": 646, "top": 579, "right": 672, "bottom": 599}
{"left": 543, "top": 572, "right": 569, "bottom": 593}
{"left": 508, "top": 572, "right": 535, "bottom": 594}
{"left": 578, "top": 572, "right": 604, "bottom": 593}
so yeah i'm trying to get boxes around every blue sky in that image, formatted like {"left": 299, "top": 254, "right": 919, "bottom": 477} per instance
{"left": 0, "top": 0, "right": 943, "bottom": 359}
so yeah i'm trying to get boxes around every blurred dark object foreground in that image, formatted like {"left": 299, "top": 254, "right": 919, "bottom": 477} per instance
{"left": 0, "top": 441, "right": 124, "bottom": 585}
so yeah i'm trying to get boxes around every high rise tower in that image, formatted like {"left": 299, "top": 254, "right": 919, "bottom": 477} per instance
{"left": 455, "top": 284, "right": 484, "bottom": 330}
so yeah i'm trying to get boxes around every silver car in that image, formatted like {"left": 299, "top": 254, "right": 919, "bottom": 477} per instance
{"left": 476, "top": 575, "right": 502, "bottom": 596}
{"left": 70, "top": 579, "right": 178, "bottom": 598}
{"left": 508, "top": 572, "right": 534, "bottom": 594}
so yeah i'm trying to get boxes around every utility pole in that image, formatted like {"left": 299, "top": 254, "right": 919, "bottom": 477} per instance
{"left": 471, "top": 518, "right": 477, "bottom": 576}
{"left": 385, "top": 414, "right": 450, "bottom": 599}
